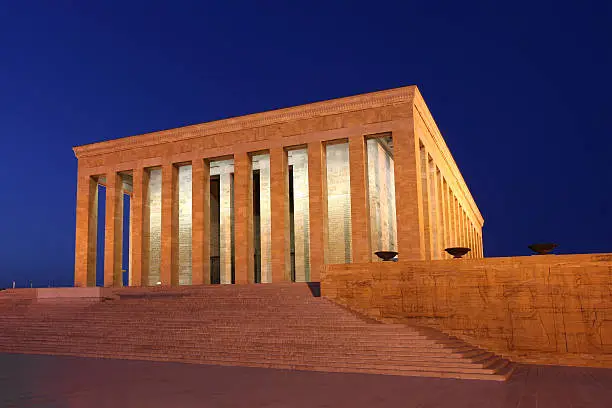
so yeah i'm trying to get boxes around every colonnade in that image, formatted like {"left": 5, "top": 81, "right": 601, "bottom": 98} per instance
{"left": 418, "top": 141, "right": 484, "bottom": 260}
{"left": 75, "top": 129, "right": 483, "bottom": 288}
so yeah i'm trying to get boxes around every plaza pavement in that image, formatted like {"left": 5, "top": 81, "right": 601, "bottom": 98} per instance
{"left": 1, "top": 353, "right": 611, "bottom": 407}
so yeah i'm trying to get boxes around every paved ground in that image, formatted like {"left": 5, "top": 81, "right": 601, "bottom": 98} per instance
{"left": 1, "top": 353, "right": 611, "bottom": 407}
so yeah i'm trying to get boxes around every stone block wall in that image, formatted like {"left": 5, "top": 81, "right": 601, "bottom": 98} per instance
{"left": 321, "top": 254, "right": 612, "bottom": 367}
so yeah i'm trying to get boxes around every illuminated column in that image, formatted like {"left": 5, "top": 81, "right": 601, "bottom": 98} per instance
{"left": 234, "top": 153, "right": 254, "bottom": 284}
{"left": 468, "top": 219, "right": 472, "bottom": 255}
{"left": 436, "top": 171, "right": 447, "bottom": 258}
{"left": 466, "top": 215, "right": 471, "bottom": 255}
{"left": 470, "top": 224, "right": 476, "bottom": 258}
{"left": 419, "top": 145, "right": 432, "bottom": 260}
{"left": 104, "top": 172, "right": 123, "bottom": 287}
{"left": 209, "top": 159, "right": 234, "bottom": 284}
{"left": 192, "top": 159, "right": 210, "bottom": 285}
{"left": 480, "top": 230, "right": 485, "bottom": 257}
{"left": 289, "top": 149, "right": 310, "bottom": 282}
{"left": 348, "top": 135, "right": 371, "bottom": 263}
{"left": 442, "top": 179, "right": 451, "bottom": 257}
{"left": 461, "top": 209, "right": 467, "bottom": 251}
{"left": 448, "top": 188, "right": 456, "bottom": 248}
{"left": 74, "top": 171, "right": 98, "bottom": 287}
{"left": 130, "top": 167, "right": 149, "bottom": 286}
{"left": 427, "top": 158, "right": 440, "bottom": 259}
{"left": 308, "top": 141, "right": 327, "bottom": 282}
{"left": 270, "top": 147, "right": 290, "bottom": 282}
{"left": 259, "top": 156, "right": 272, "bottom": 283}
{"left": 161, "top": 163, "right": 179, "bottom": 286}
{"left": 454, "top": 198, "right": 460, "bottom": 248}
{"left": 393, "top": 122, "right": 425, "bottom": 260}
{"left": 458, "top": 205, "right": 464, "bottom": 248}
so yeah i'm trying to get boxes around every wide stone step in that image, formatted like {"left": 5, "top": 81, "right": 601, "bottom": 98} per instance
{"left": 0, "top": 339, "right": 491, "bottom": 366}
{"left": 0, "top": 339, "right": 487, "bottom": 362}
{"left": 0, "top": 334, "right": 477, "bottom": 356}
{"left": 0, "top": 338, "right": 498, "bottom": 369}
{"left": 0, "top": 320, "right": 433, "bottom": 332}
{"left": 1, "top": 326, "right": 442, "bottom": 341}
{"left": 0, "top": 284, "right": 512, "bottom": 381}
{"left": 0, "top": 346, "right": 515, "bottom": 381}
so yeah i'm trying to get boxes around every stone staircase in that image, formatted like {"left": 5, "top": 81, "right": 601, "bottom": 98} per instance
{"left": 0, "top": 283, "right": 515, "bottom": 380}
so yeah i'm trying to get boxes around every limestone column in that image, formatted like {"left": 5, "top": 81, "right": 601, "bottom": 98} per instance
{"left": 461, "top": 210, "right": 467, "bottom": 252}
{"left": 74, "top": 171, "right": 98, "bottom": 287}
{"left": 458, "top": 206, "right": 464, "bottom": 249}
{"left": 437, "top": 172, "right": 447, "bottom": 258}
{"left": 466, "top": 219, "right": 472, "bottom": 258}
{"left": 427, "top": 159, "right": 441, "bottom": 259}
{"left": 104, "top": 172, "right": 123, "bottom": 287}
{"left": 270, "top": 147, "right": 290, "bottom": 282}
{"left": 130, "top": 167, "right": 149, "bottom": 286}
{"left": 454, "top": 199, "right": 461, "bottom": 248}
{"left": 419, "top": 145, "right": 432, "bottom": 260}
{"left": 442, "top": 179, "right": 451, "bottom": 257}
{"left": 448, "top": 189, "right": 456, "bottom": 248}
{"left": 470, "top": 224, "right": 475, "bottom": 258}
{"left": 161, "top": 163, "right": 179, "bottom": 286}
{"left": 393, "top": 121, "right": 425, "bottom": 260}
{"left": 234, "top": 153, "right": 254, "bottom": 284}
{"left": 192, "top": 159, "right": 211, "bottom": 285}
{"left": 348, "top": 135, "right": 371, "bottom": 263}
{"left": 466, "top": 215, "right": 472, "bottom": 256}
{"left": 308, "top": 141, "right": 327, "bottom": 282}
{"left": 480, "top": 231, "right": 485, "bottom": 257}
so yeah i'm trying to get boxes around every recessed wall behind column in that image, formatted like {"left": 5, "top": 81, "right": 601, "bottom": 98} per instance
{"left": 147, "top": 168, "right": 162, "bottom": 285}
{"left": 177, "top": 165, "right": 192, "bottom": 285}
{"left": 325, "top": 141, "right": 352, "bottom": 264}
{"left": 366, "top": 135, "right": 397, "bottom": 259}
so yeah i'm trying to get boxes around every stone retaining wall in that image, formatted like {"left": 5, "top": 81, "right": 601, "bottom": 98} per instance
{"left": 321, "top": 253, "right": 612, "bottom": 367}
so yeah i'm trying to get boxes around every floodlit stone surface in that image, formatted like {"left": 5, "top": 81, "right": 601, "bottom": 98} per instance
{"left": 322, "top": 253, "right": 612, "bottom": 367}
{"left": 72, "top": 86, "right": 484, "bottom": 287}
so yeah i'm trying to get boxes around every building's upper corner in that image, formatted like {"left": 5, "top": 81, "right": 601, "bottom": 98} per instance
{"left": 71, "top": 85, "right": 418, "bottom": 159}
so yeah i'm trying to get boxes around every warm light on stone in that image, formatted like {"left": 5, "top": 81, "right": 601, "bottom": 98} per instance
{"left": 73, "top": 86, "right": 484, "bottom": 287}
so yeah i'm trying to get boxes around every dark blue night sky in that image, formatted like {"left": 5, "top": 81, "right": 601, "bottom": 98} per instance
{"left": 1, "top": 1, "right": 610, "bottom": 288}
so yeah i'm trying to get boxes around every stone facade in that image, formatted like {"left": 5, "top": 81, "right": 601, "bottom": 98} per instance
{"left": 73, "top": 86, "right": 483, "bottom": 287}
{"left": 321, "top": 254, "right": 612, "bottom": 367}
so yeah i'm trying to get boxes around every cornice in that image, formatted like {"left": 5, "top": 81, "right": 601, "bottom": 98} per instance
{"left": 73, "top": 85, "right": 417, "bottom": 158}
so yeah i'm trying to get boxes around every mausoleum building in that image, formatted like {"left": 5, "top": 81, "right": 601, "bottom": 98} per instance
{"left": 73, "top": 85, "right": 483, "bottom": 287}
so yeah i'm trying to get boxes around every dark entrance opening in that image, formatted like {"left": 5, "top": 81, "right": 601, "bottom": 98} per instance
{"left": 253, "top": 170, "right": 262, "bottom": 283}
{"left": 288, "top": 165, "right": 296, "bottom": 282}
{"left": 210, "top": 176, "right": 221, "bottom": 284}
